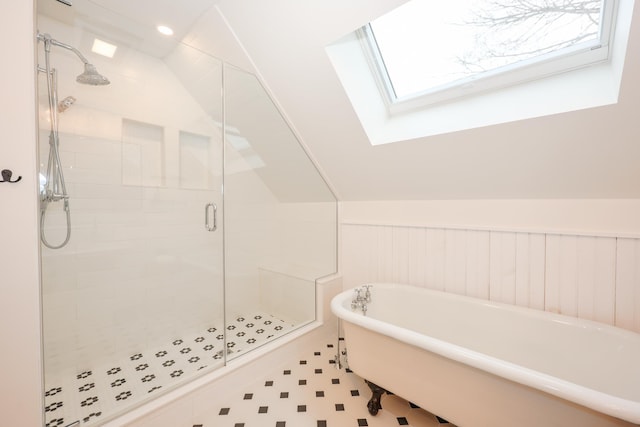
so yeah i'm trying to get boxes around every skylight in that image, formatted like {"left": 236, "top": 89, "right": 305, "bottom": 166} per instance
{"left": 366, "top": 0, "right": 616, "bottom": 106}
{"left": 325, "top": 0, "right": 631, "bottom": 144}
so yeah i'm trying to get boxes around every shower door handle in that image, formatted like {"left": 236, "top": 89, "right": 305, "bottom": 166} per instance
{"left": 205, "top": 203, "right": 217, "bottom": 232}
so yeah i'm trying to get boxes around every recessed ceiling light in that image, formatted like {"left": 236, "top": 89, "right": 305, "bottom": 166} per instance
{"left": 157, "top": 25, "right": 174, "bottom": 36}
{"left": 91, "top": 38, "right": 117, "bottom": 58}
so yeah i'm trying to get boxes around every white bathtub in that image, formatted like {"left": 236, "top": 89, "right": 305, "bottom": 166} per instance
{"left": 331, "top": 283, "right": 640, "bottom": 427}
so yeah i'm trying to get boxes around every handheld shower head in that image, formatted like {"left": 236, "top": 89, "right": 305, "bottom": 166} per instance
{"left": 57, "top": 96, "right": 76, "bottom": 112}
{"left": 77, "top": 63, "right": 110, "bottom": 86}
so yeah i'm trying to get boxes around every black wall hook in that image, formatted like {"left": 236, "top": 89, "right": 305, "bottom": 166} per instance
{"left": 0, "top": 169, "right": 22, "bottom": 183}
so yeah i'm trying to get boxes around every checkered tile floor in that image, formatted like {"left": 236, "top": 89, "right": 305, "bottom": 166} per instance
{"left": 194, "top": 341, "right": 457, "bottom": 427}
{"left": 43, "top": 312, "right": 294, "bottom": 427}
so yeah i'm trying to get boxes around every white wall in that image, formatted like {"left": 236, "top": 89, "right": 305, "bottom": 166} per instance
{"left": 0, "top": 1, "right": 43, "bottom": 426}
{"left": 341, "top": 200, "right": 640, "bottom": 333}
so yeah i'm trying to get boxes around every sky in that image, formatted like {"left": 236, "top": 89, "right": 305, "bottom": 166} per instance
{"left": 370, "top": 0, "right": 602, "bottom": 98}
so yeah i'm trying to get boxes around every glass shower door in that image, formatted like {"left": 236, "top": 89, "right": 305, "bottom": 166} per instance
{"left": 37, "top": 3, "right": 226, "bottom": 423}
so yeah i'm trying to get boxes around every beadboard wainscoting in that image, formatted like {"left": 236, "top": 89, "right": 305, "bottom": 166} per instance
{"left": 341, "top": 223, "right": 640, "bottom": 333}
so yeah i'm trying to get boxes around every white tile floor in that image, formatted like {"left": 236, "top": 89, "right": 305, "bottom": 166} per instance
{"left": 194, "top": 340, "right": 457, "bottom": 427}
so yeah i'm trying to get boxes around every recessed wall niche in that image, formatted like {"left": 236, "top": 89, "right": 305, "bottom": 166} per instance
{"left": 122, "top": 119, "right": 165, "bottom": 187}
{"left": 179, "top": 130, "right": 212, "bottom": 190}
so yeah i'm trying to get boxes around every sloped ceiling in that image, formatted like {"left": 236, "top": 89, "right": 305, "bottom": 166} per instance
{"left": 213, "top": 0, "right": 640, "bottom": 201}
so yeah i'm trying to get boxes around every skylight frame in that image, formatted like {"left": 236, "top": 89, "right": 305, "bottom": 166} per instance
{"left": 362, "top": 0, "right": 619, "bottom": 113}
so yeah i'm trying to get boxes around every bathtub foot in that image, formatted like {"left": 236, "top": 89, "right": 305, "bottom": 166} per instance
{"left": 365, "top": 380, "right": 387, "bottom": 415}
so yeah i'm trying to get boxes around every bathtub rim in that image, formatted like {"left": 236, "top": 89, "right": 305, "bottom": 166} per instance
{"left": 331, "top": 283, "right": 640, "bottom": 424}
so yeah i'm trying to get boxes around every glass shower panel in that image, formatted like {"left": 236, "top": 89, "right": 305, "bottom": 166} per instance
{"left": 223, "top": 64, "right": 338, "bottom": 359}
{"left": 37, "top": 5, "right": 225, "bottom": 424}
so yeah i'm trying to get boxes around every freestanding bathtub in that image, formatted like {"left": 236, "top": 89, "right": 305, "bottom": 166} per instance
{"left": 331, "top": 283, "right": 640, "bottom": 427}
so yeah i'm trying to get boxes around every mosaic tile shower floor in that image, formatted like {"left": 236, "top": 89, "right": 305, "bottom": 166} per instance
{"left": 193, "top": 341, "right": 457, "bottom": 427}
{"left": 44, "top": 312, "right": 295, "bottom": 427}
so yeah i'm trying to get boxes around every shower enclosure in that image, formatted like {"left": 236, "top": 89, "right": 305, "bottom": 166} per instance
{"left": 37, "top": 1, "right": 337, "bottom": 425}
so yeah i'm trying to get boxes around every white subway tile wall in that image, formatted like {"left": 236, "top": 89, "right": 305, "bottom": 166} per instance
{"left": 342, "top": 224, "right": 640, "bottom": 333}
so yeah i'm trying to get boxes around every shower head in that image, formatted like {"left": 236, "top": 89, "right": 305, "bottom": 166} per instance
{"left": 76, "top": 63, "right": 110, "bottom": 86}
{"left": 38, "top": 33, "right": 111, "bottom": 86}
